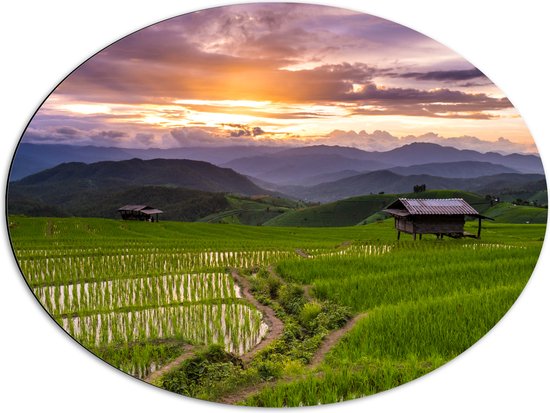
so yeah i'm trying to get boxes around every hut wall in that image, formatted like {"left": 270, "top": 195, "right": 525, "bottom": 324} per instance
{"left": 394, "top": 215, "right": 465, "bottom": 234}
{"left": 413, "top": 215, "right": 465, "bottom": 234}
{"left": 395, "top": 217, "right": 414, "bottom": 233}
{"left": 120, "top": 211, "right": 148, "bottom": 221}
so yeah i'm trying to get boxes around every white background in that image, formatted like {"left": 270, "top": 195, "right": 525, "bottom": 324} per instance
{"left": 1, "top": 1, "right": 549, "bottom": 411}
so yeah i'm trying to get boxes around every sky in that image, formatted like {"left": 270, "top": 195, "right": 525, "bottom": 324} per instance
{"left": 23, "top": 3, "right": 536, "bottom": 154}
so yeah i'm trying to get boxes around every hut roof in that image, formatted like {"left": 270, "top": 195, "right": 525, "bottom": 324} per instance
{"left": 140, "top": 208, "right": 163, "bottom": 215}
{"left": 383, "top": 198, "right": 480, "bottom": 216}
{"left": 118, "top": 205, "right": 163, "bottom": 213}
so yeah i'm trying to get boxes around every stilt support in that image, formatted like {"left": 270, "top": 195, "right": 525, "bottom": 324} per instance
{"left": 477, "top": 217, "right": 482, "bottom": 239}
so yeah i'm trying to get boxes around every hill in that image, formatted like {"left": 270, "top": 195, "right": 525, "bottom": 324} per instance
{"left": 8, "top": 158, "right": 292, "bottom": 221}
{"left": 264, "top": 190, "right": 490, "bottom": 227}
{"left": 388, "top": 161, "right": 518, "bottom": 178}
{"left": 483, "top": 202, "right": 548, "bottom": 224}
{"left": 8, "top": 186, "right": 232, "bottom": 221}
{"left": 198, "top": 195, "right": 304, "bottom": 225}
{"left": 288, "top": 170, "right": 545, "bottom": 202}
{"left": 8, "top": 184, "right": 305, "bottom": 224}
{"left": 11, "top": 158, "right": 270, "bottom": 202}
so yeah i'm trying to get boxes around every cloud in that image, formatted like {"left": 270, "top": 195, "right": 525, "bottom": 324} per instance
{"left": 317, "top": 129, "right": 536, "bottom": 154}
{"left": 396, "top": 68, "right": 485, "bottom": 82}
{"left": 23, "top": 126, "right": 151, "bottom": 148}
{"left": 55, "top": 126, "right": 79, "bottom": 135}
{"left": 21, "top": 3, "right": 532, "bottom": 153}
{"left": 96, "top": 130, "right": 128, "bottom": 138}
{"left": 135, "top": 133, "right": 155, "bottom": 146}
{"left": 222, "top": 123, "right": 266, "bottom": 137}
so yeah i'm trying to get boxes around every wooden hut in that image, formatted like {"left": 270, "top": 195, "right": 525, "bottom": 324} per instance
{"left": 382, "top": 198, "right": 493, "bottom": 240}
{"left": 118, "top": 205, "right": 163, "bottom": 222}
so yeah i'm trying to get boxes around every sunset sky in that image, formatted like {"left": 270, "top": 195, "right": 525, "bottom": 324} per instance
{"left": 23, "top": 3, "right": 536, "bottom": 154}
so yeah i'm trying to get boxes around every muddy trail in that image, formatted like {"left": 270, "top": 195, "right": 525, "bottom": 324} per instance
{"left": 309, "top": 312, "right": 368, "bottom": 368}
{"left": 143, "top": 344, "right": 198, "bottom": 384}
{"left": 220, "top": 266, "right": 368, "bottom": 405}
{"left": 220, "top": 312, "right": 368, "bottom": 405}
{"left": 230, "top": 269, "right": 285, "bottom": 364}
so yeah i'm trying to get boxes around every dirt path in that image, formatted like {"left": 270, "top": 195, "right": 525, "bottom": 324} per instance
{"left": 230, "top": 269, "right": 285, "bottom": 364}
{"left": 220, "top": 266, "right": 368, "bottom": 405}
{"left": 220, "top": 313, "right": 368, "bottom": 405}
{"left": 143, "top": 344, "right": 197, "bottom": 384}
{"left": 309, "top": 312, "right": 368, "bottom": 368}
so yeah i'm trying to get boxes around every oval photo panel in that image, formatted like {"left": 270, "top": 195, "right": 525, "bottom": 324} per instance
{"left": 7, "top": 2, "right": 546, "bottom": 407}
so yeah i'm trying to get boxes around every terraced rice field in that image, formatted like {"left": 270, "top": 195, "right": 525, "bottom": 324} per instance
{"left": 8, "top": 216, "right": 545, "bottom": 403}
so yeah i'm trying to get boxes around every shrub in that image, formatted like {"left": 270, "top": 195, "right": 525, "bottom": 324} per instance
{"left": 299, "top": 302, "right": 322, "bottom": 328}
{"left": 278, "top": 284, "right": 306, "bottom": 315}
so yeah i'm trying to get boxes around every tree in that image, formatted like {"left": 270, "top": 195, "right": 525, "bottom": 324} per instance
{"left": 413, "top": 184, "right": 426, "bottom": 193}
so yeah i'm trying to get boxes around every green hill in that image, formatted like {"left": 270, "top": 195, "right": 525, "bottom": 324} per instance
{"left": 8, "top": 185, "right": 231, "bottom": 222}
{"left": 264, "top": 190, "right": 490, "bottom": 227}
{"left": 8, "top": 158, "right": 284, "bottom": 222}
{"left": 198, "top": 195, "right": 304, "bottom": 225}
{"left": 496, "top": 189, "right": 548, "bottom": 206}
{"left": 8, "top": 185, "right": 303, "bottom": 224}
{"left": 483, "top": 202, "right": 548, "bottom": 224}
{"left": 10, "top": 157, "right": 270, "bottom": 204}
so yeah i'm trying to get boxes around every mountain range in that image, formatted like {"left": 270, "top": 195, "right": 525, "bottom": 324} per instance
{"left": 9, "top": 143, "right": 281, "bottom": 181}
{"left": 7, "top": 142, "right": 546, "bottom": 220}
{"left": 224, "top": 143, "right": 544, "bottom": 186}
{"left": 11, "top": 142, "right": 544, "bottom": 183}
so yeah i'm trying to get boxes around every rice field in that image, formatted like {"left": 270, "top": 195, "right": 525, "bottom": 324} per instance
{"left": 7, "top": 216, "right": 546, "bottom": 403}
{"left": 242, "top": 228, "right": 544, "bottom": 406}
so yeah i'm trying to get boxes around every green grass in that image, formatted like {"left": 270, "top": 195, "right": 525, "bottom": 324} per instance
{"left": 276, "top": 240, "right": 539, "bottom": 312}
{"left": 239, "top": 221, "right": 544, "bottom": 406}
{"left": 326, "top": 285, "right": 522, "bottom": 363}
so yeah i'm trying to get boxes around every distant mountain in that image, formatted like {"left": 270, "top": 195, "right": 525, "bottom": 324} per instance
{"left": 388, "top": 161, "right": 519, "bottom": 178}
{"left": 300, "top": 169, "right": 363, "bottom": 186}
{"left": 9, "top": 143, "right": 282, "bottom": 180}
{"left": 222, "top": 146, "right": 391, "bottom": 185}
{"left": 273, "top": 144, "right": 376, "bottom": 160}
{"left": 222, "top": 142, "right": 544, "bottom": 186}
{"left": 10, "top": 143, "right": 134, "bottom": 181}
{"left": 374, "top": 143, "right": 544, "bottom": 173}
{"left": 287, "top": 170, "right": 546, "bottom": 202}
{"left": 295, "top": 161, "right": 520, "bottom": 185}
{"left": 11, "top": 142, "right": 544, "bottom": 183}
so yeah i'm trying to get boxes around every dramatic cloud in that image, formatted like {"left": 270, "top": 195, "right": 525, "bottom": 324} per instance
{"left": 23, "top": 3, "right": 534, "bottom": 152}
